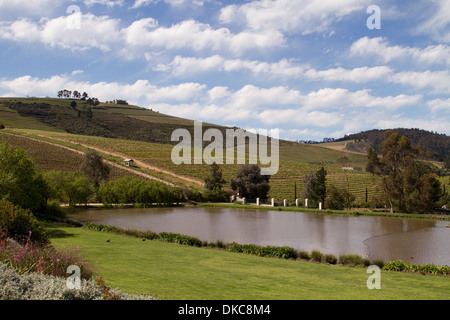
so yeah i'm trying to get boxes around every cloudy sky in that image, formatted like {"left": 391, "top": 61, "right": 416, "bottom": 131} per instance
{"left": 0, "top": 0, "right": 449, "bottom": 141}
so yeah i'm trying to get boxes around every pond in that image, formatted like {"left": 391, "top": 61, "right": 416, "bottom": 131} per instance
{"left": 68, "top": 206, "right": 450, "bottom": 266}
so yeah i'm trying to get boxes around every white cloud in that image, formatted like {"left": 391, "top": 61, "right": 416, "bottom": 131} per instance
{"left": 131, "top": 0, "right": 212, "bottom": 8}
{"left": 154, "top": 55, "right": 396, "bottom": 84}
{"left": 0, "top": 14, "right": 122, "bottom": 52}
{"left": 154, "top": 55, "right": 305, "bottom": 77}
{"left": 219, "top": 0, "right": 370, "bottom": 34}
{"left": 305, "top": 66, "right": 393, "bottom": 83}
{"left": 0, "top": 13, "right": 284, "bottom": 56}
{"left": 391, "top": 70, "right": 450, "bottom": 94}
{"left": 131, "top": 0, "right": 156, "bottom": 8}
{"left": 416, "top": 0, "right": 450, "bottom": 43}
{"left": 427, "top": 98, "right": 450, "bottom": 114}
{"left": 0, "top": 73, "right": 439, "bottom": 139}
{"left": 350, "top": 37, "right": 450, "bottom": 65}
{"left": 122, "top": 19, "right": 284, "bottom": 55}
{"left": 84, "top": 0, "right": 125, "bottom": 7}
{"left": 0, "top": 0, "right": 64, "bottom": 18}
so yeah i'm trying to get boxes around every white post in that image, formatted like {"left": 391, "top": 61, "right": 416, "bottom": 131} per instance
{"left": 271, "top": 198, "right": 275, "bottom": 207}
{"left": 319, "top": 202, "right": 322, "bottom": 210}
{"left": 256, "top": 198, "right": 260, "bottom": 206}
{"left": 283, "top": 199, "right": 287, "bottom": 207}
{"left": 305, "top": 199, "right": 308, "bottom": 208}
{"left": 295, "top": 199, "right": 299, "bottom": 207}
{"left": 242, "top": 197, "right": 246, "bottom": 205}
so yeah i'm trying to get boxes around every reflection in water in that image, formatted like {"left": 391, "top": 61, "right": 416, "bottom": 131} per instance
{"left": 69, "top": 207, "right": 449, "bottom": 265}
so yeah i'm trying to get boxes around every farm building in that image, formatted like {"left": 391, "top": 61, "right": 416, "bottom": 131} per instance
{"left": 114, "top": 99, "right": 128, "bottom": 105}
{"left": 123, "top": 159, "right": 134, "bottom": 167}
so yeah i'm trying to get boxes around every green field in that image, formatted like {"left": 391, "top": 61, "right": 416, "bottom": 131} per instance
{"left": 48, "top": 224, "right": 450, "bottom": 300}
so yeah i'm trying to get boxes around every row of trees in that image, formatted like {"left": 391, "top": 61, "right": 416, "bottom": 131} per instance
{"left": 202, "top": 163, "right": 271, "bottom": 202}
{"left": 57, "top": 90, "right": 100, "bottom": 106}
{"left": 57, "top": 90, "right": 88, "bottom": 100}
{"left": 202, "top": 131, "right": 447, "bottom": 214}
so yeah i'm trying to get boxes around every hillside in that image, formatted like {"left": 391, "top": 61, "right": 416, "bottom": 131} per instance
{"left": 0, "top": 97, "right": 382, "bottom": 203}
{"left": 332, "top": 128, "right": 450, "bottom": 162}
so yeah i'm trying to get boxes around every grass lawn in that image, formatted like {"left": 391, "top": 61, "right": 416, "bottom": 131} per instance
{"left": 48, "top": 225, "right": 450, "bottom": 300}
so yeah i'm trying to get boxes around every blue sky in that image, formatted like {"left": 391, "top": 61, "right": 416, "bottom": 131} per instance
{"left": 0, "top": 0, "right": 449, "bottom": 141}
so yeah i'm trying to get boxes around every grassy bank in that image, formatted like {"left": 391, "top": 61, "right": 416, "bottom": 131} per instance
{"left": 197, "top": 202, "right": 450, "bottom": 221}
{"left": 48, "top": 224, "right": 450, "bottom": 300}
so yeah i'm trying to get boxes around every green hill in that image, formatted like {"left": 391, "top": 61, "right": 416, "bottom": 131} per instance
{"left": 333, "top": 128, "right": 450, "bottom": 162}
{"left": 1, "top": 97, "right": 383, "bottom": 204}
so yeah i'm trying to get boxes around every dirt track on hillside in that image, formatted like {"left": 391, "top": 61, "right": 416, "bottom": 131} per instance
{"left": 34, "top": 133, "right": 204, "bottom": 187}
{"left": 3, "top": 131, "right": 193, "bottom": 187}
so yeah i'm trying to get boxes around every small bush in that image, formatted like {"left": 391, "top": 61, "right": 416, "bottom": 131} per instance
{"left": 382, "top": 260, "right": 448, "bottom": 275}
{"left": 0, "top": 263, "right": 155, "bottom": 300}
{"left": 0, "top": 234, "right": 93, "bottom": 279}
{"left": 322, "top": 254, "right": 337, "bottom": 265}
{"left": 158, "top": 232, "right": 203, "bottom": 247}
{"left": 339, "top": 254, "right": 363, "bottom": 266}
{"left": 0, "top": 199, "right": 50, "bottom": 244}
{"left": 298, "top": 251, "right": 310, "bottom": 260}
{"left": 310, "top": 250, "right": 323, "bottom": 262}
{"left": 226, "top": 243, "right": 298, "bottom": 260}
{"left": 216, "top": 241, "right": 225, "bottom": 249}
{"left": 371, "top": 260, "right": 385, "bottom": 269}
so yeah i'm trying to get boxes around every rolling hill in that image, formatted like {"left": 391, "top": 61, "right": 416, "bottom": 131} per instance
{"left": 322, "top": 128, "right": 450, "bottom": 162}
{"left": 0, "top": 97, "right": 393, "bottom": 203}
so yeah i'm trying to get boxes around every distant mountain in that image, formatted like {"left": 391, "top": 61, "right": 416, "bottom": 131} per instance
{"left": 336, "top": 128, "right": 450, "bottom": 162}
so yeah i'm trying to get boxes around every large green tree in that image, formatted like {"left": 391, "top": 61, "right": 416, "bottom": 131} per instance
{"left": 0, "top": 142, "right": 49, "bottom": 215}
{"left": 301, "top": 166, "right": 327, "bottom": 207}
{"left": 204, "top": 163, "right": 228, "bottom": 202}
{"left": 372, "top": 131, "right": 441, "bottom": 213}
{"left": 80, "top": 149, "right": 110, "bottom": 189}
{"left": 230, "top": 164, "right": 270, "bottom": 199}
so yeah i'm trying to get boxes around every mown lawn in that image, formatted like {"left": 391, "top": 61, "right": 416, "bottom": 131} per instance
{"left": 48, "top": 225, "right": 450, "bottom": 300}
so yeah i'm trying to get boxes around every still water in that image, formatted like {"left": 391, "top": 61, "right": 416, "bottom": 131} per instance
{"left": 69, "top": 207, "right": 450, "bottom": 266}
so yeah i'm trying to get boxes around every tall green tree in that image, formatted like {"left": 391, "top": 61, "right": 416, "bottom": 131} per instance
{"left": 301, "top": 167, "right": 327, "bottom": 207}
{"left": 372, "top": 131, "right": 441, "bottom": 213}
{"left": 204, "top": 163, "right": 228, "bottom": 202}
{"left": 204, "top": 163, "right": 226, "bottom": 191}
{"left": 0, "top": 142, "right": 49, "bottom": 215}
{"left": 366, "top": 147, "right": 382, "bottom": 175}
{"left": 80, "top": 149, "right": 110, "bottom": 189}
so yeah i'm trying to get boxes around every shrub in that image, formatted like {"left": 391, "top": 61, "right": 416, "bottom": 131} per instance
{"left": 0, "top": 233, "right": 93, "bottom": 279}
{"left": 322, "top": 254, "right": 338, "bottom": 265}
{"left": 298, "top": 251, "right": 310, "bottom": 260}
{"left": 383, "top": 260, "right": 409, "bottom": 272}
{"left": 371, "top": 260, "right": 385, "bottom": 269}
{"left": 0, "top": 199, "right": 49, "bottom": 244}
{"left": 382, "top": 261, "right": 449, "bottom": 275}
{"left": 310, "top": 250, "right": 323, "bottom": 262}
{"left": 0, "top": 263, "right": 155, "bottom": 300}
{"left": 158, "top": 232, "right": 203, "bottom": 247}
{"left": 338, "top": 254, "right": 363, "bottom": 266}
{"left": 203, "top": 189, "right": 228, "bottom": 202}
{"left": 226, "top": 243, "right": 298, "bottom": 260}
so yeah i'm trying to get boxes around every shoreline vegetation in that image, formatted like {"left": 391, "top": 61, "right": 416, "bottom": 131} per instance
{"left": 61, "top": 201, "right": 450, "bottom": 221}
{"left": 54, "top": 206, "right": 449, "bottom": 277}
